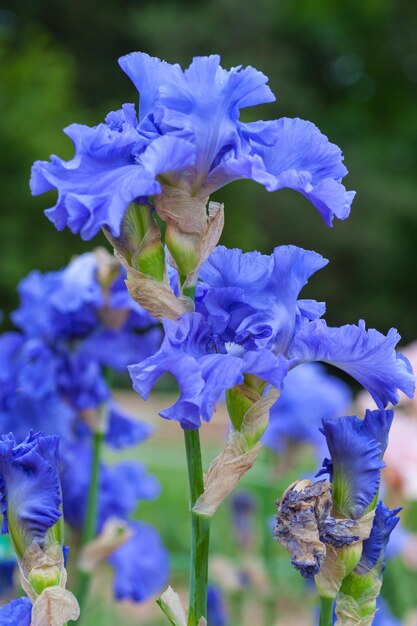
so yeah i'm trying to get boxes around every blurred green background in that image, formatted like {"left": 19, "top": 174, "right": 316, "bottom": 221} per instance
{"left": 1, "top": 0, "right": 417, "bottom": 338}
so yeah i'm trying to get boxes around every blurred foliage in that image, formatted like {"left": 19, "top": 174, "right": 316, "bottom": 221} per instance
{"left": 1, "top": 0, "right": 417, "bottom": 339}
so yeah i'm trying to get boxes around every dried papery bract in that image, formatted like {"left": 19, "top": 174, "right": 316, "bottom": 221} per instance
{"left": 154, "top": 186, "right": 222, "bottom": 283}
{"left": 314, "top": 510, "right": 375, "bottom": 598}
{"left": 193, "top": 431, "right": 262, "bottom": 518}
{"left": 78, "top": 518, "right": 133, "bottom": 572}
{"left": 157, "top": 586, "right": 188, "bottom": 626}
{"left": 116, "top": 250, "right": 193, "bottom": 320}
{"left": 193, "top": 387, "right": 279, "bottom": 517}
{"left": 335, "top": 582, "right": 382, "bottom": 626}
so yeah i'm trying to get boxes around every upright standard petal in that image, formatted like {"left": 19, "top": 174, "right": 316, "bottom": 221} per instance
{"left": 154, "top": 54, "right": 276, "bottom": 192}
{"left": 253, "top": 117, "right": 355, "bottom": 225}
{"left": 318, "top": 411, "right": 392, "bottom": 519}
{"left": 0, "top": 432, "right": 62, "bottom": 556}
{"left": 118, "top": 52, "right": 182, "bottom": 121}
{"left": 289, "top": 319, "right": 415, "bottom": 407}
{"left": 108, "top": 521, "right": 169, "bottom": 602}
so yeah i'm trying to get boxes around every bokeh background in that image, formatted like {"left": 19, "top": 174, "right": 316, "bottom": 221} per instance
{"left": 1, "top": 0, "right": 417, "bottom": 338}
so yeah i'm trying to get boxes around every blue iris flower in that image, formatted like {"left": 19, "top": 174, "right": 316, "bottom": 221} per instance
{"left": 0, "top": 597, "right": 32, "bottom": 625}
{"left": 31, "top": 53, "right": 354, "bottom": 240}
{"left": 317, "top": 410, "right": 393, "bottom": 519}
{"left": 129, "top": 311, "right": 288, "bottom": 428}
{"left": 130, "top": 243, "right": 413, "bottom": 427}
{"left": 0, "top": 432, "right": 63, "bottom": 558}
{"left": 263, "top": 363, "right": 352, "bottom": 454}
{"left": 108, "top": 521, "right": 169, "bottom": 602}
{"left": 197, "top": 245, "right": 327, "bottom": 352}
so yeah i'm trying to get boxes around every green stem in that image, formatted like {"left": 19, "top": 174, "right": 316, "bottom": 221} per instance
{"left": 184, "top": 429, "right": 210, "bottom": 626}
{"left": 319, "top": 596, "right": 334, "bottom": 626}
{"left": 75, "top": 430, "right": 104, "bottom": 618}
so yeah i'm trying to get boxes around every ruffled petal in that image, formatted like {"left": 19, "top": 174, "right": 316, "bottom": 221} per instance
{"left": 289, "top": 319, "right": 415, "bottom": 407}
{"left": 118, "top": 52, "right": 182, "bottom": 121}
{"left": 154, "top": 55, "right": 275, "bottom": 190}
{"left": 235, "top": 246, "right": 328, "bottom": 351}
{"left": 0, "top": 432, "right": 62, "bottom": 553}
{"left": 253, "top": 117, "right": 355, "bottom": 225}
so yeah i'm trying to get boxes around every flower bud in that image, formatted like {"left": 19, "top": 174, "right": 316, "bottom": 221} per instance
{"left": 105, "top": 202, "right": 165, "bottom": 282}
{"left": 28, "top": 565, "right": 61, "bottom": 596}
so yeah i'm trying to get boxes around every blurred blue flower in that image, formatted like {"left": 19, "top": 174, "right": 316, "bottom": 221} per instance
{"left": 60, "top": 440, "right": 159, "bottom": 532}
{"left": 231, "top": 491, "right": 256, "bottom": 547}
{"left": 207, "top": 585, "right": 228, "bottom": 626}
{"left": 0, "top": 597, "right": 32, "bottom": 625}
{"left": 0, "top": 431, "right": 62, "bottom": 557}
{"left": 12, "top": 251, "right": 154, "bottom": 343}
{"left": 31, "top": 53, "right": 354, "bottom": 240}
{"left": 263, "top": 363, "right": 352, "bottom": 453}
{"left": 108, "top": 521, "right": 169, "bottom": 602}
{"left": 105, "top": 403, "right": 153, "bottom": 450}
{"left": 0, "top": 559, "right": 15, "bottom": 596}
{"left": 317, "top": 410, "right": 393, "bottom": 519}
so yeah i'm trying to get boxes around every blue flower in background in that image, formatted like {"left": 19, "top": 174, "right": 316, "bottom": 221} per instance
{"left": 105, "top": 402, "right": 153, "bottom": 450}
{"left": 0, "top": 559, "right": 16, "bottom": 597}
{"left": 317, "top": 410, "right": 393, "bottom": 519}
{"left": 0, "top": 597, "right": 32, "bottom": 625}
{"left": 263, "top": 363, "right": 352, "bottom": 454}
{"left": 0, "top": 391, "right": 75, "bottom": 442}
{"left": 60, "top": 439, "right": 159, "bottom": 532}
{"left": 231, "top": 491, "right": 256, "bottom": 547}
{"left": 31, "top": 52, "right": 354, "bottom": 240}
{"left": 207, "top": 585, "right": 228, "bottom": 626}
{"left": 12, "top": 251, "right": 155, "bottom": 342}
{"left": 108, "top": 521, "right": 169, "bottom": 602}
{"left": 0, "top": 431, "right": 63, "bottom": 557}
